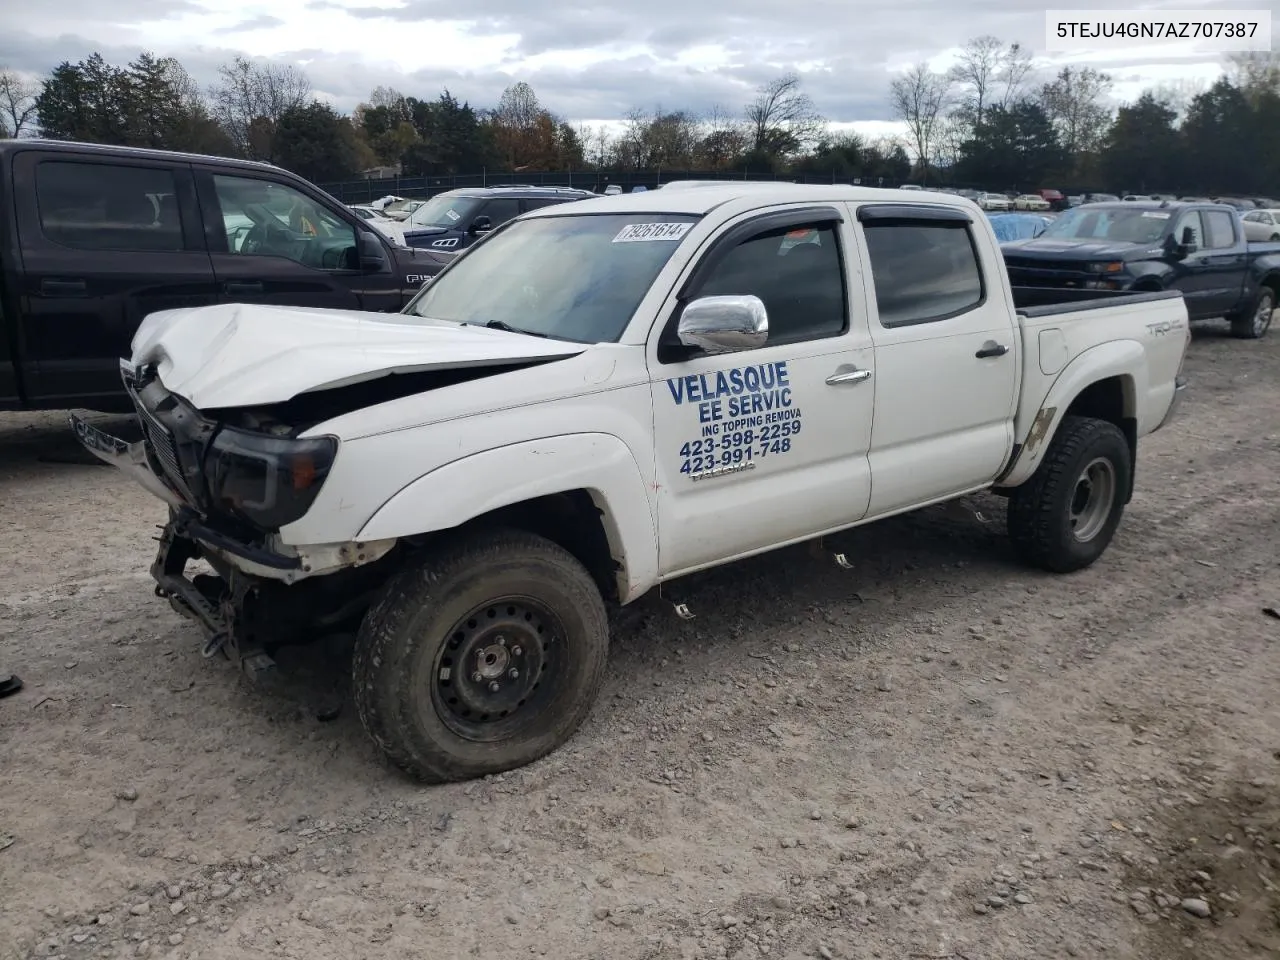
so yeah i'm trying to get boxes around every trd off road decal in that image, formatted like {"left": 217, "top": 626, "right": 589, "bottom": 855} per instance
{"left": 666, "top": 360, "right": 803, "bottom": 480}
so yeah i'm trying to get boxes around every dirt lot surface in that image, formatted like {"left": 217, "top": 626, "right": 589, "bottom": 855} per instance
{"left": 2, "top": 320, "right": 1279, "bottom": 960}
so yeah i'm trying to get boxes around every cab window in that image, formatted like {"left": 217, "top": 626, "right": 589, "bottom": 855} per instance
{"left": 211, "top": 175, "right": 358, "bottom": 270}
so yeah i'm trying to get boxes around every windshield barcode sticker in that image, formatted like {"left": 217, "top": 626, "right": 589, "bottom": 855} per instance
{"left": 1141, "top": 211, "right": 1171, "bottom": 219}
{"left": 613, "top": 222, "right": 693, "bottom": 242}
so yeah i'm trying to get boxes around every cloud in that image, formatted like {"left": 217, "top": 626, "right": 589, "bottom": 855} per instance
{"left": 211, "top": 14, "right": 285, "bottom": 35}
{"left": 2, "top": 0, "right": 1271, "bottom": 125}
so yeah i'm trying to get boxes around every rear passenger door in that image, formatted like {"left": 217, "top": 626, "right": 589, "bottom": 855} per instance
{"left": 12, "top": 151, "right": 215, "bottom": 407}
{"left": 851, "top": 203, "right": 1019, "bottom": 515}
{"left": 1198, "top": 209, "right": 1250, "bottom": 316}
{"left": 194, "top": 169, "right": 365, "bottom": 311}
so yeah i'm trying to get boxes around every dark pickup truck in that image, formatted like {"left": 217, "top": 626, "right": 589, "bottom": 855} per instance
{"left": 1001, "top": 200, "right": 1280, "bottom": 339}
{"left": 0, "top": 140, "right": 454, "bottom": 412}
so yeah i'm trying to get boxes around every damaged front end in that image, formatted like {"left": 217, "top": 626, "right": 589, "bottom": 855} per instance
{"left": 71, "top": 361, "right": 398, "bottom": 679}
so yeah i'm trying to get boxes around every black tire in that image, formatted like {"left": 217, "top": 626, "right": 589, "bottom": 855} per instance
{"left": 1230, "top": 286, "right": 1275, "bottom": 339}
{"left": 352, "top": 528, "right": 609, "bottom": 783}
{"left": 1007, "top": 415, "right": 1132, "bottom": 573}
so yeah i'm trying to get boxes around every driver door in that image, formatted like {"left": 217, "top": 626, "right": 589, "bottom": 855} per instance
{"left": 193, "top": 169, "right": 363, "bottom": 311}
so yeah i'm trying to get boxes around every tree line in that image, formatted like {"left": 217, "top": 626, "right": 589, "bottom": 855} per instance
{"left": 1, "top": 44, "right": 1277, "bottom": 196}
{"left": 892, "top": 38, "right": 1280, "bottom": 195}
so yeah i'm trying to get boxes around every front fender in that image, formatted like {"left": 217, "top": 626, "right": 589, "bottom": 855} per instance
{"left": 1000, "top": 340, "right": 1145, "bottom": 488}
{"left": 356, "top": 433, "right": 659, "bottom": 602}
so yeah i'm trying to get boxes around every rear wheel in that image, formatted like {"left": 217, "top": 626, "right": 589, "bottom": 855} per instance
{"left": 1007, "top": 416, "right": 1132, "bottom": 573}
{"left": 1230, "top": 286, "right": 1275, "bottom": 339}
{"left": 353, "top": 528, "right": 609, "bottom": 783}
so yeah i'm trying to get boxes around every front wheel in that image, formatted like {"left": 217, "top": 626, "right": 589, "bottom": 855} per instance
{"left": 353, "top": 528, "right": 609, "bottom": 783}
{"left": 1007, "top": 415, "right": 1132, "bottom": 573}
{"left": 1230, "top": 286, "right": 1275, "bottom": 339}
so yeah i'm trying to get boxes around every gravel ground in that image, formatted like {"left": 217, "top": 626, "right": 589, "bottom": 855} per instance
{"left": 2, "top": 318, "right": 1279, "bottom": 960}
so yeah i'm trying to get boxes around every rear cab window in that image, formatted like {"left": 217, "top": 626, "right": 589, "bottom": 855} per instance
{"left": 35, "top": 161, "right": 185, "bottom": 252}
{"left": 858, "top": 213, "right": 985, "bottom": 326}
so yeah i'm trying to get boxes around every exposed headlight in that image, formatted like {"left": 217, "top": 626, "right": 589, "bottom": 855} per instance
{"left": 1086, "top": 261, "right": 1125, "bottom": 274}
{"left": 204, "top": 428, "right": 338, "bottom": 530}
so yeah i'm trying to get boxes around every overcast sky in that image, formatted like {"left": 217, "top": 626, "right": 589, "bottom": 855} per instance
{"left": 0, "top": 0, "right": 1274, "bottom": 138}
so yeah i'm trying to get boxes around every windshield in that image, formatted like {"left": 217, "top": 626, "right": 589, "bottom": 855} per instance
{"left": 405, "top": 195, "right": 482, "bottom": 228}
{"left": 1039, "top": 206, "right": 1171, "bottom": 244}
{"left": 404, "top": 213, "right": 699, "bottom": 342}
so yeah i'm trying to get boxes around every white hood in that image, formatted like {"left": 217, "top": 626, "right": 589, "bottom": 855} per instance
{"left": 130, "top": 303, "right": 585, "bottom": 409}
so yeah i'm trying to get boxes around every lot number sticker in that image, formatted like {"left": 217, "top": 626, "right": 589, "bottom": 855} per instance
{"left": 613, "top": 222, "right": 693, "bottom": 242}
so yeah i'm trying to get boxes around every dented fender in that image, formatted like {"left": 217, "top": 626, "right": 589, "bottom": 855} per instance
{"left": 356, "top": 433, "right": 659, "bottom": 602}
{"left": 999, "top": 340, "right": 1146, "bottom": 488}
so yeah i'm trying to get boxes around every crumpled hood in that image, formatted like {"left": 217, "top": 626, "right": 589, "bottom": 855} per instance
{"left": 130, "top": 303, "right": 585, "bottom": 409}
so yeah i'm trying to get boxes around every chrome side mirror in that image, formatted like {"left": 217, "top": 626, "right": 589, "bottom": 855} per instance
{"left": 676, "top": 295, "right": 768, "bottom": 354}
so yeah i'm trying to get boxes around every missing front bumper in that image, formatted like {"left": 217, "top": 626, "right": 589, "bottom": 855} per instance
{"left": 69, "top": 414, "right": 186, "bottom": 508}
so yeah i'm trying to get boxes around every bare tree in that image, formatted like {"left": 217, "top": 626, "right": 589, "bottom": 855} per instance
{"left": 209, "top": 55, "right": 312, "bottom": 159}
{"left": 616, "top": 106, "right": 700, "bottom": 170}
{"left": 948, "top": 36, "right": 1003, "bottom": 132}
{"left": 744, "top": 73, "right": 826, "bottom": 158}
{"left": 696, "top": 104, "right": 749, "bottom": 169}
{"left": 0, "top": 67, "right": 38, "bottom": 138}
{"left": 889, "top": 63, "right": 951, "bottom": 182}
{"left": 1038, "top": 66, "right": 1114, "bottom": 155}
{"left": 948, "top": 37, "right": 1034, "bottom": 137}
{"left": 575, "top": 123, "right": 615, "bottom": 168}
{"left": 1148, "top": 78, "right": 1207, "bottom": 124}
{"left": 367, "top": 85, "right": 405, "bottom": 109}
{"left": 994, "top": 42, "right": 1035, "bottom": 110}
{"left": 1224, "top": 51, "right": 1280, "bottom": 103}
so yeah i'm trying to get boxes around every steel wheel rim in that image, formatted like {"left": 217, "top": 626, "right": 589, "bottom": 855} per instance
{"left": 1069, "top": 457, "right": 1116, "bottom": 543}
{"left": 429, "top": 596, "right": 564, "bottom": 743}
{"left": 1254, "top": 293, "right": 1275, "bottom": 336}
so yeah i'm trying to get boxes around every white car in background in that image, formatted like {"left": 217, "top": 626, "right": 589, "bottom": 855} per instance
{"left": 977, "top": 193, "right": 1011, "bottom": 211}
{"left": 349, "top": 204, "right": 408, "bottom": 244}
{"left": 1242, "top": 208, "right": 1280, "bottom": 242}
{"left": 1014, "top": 194, "right": 1050, "bottom": 211}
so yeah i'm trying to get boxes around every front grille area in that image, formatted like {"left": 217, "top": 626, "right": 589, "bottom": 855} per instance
{"left": 137, "top": 400, "right": 183, "bottom": 483}
{"left": 124, "top": 371, "right": 198, "bottom": 504}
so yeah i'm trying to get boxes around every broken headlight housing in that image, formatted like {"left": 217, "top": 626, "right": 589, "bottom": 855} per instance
{"left": 204, "top": 427, "right": 338, "bottom": 531}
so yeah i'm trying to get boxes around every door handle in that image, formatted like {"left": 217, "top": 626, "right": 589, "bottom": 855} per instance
{"left": 975, "top": 341, "right": 1009, "bottom": 358}
{"left": 40, "top": 278, "right": 86, "bottom": 295}
{"left": 224, "top": 280, "right": 264, "bottom": 294}
{"left": 826, "top": 368, "right": 872, "bottom": 385}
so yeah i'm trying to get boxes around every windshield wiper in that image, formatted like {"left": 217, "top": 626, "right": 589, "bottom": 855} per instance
{"left": 481, "top": 319, "right": 549, "bottom": 338}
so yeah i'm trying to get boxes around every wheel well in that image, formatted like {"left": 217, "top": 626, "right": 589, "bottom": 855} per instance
{"left": 1065, "top": 376, "right": 1138, "bottom": 502}
{"left": 1261, "top": 274, "right": 1280, "bottom": 302}
{"left": 1131, "top": 277, "right": 1163, "bottom": 292}
{"left": 452, "top": 491, "right": 621, "bottom": 602}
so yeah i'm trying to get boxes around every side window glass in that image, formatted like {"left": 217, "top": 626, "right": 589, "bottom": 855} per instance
{"left": 212, "top": 175, "right": 358, "bottom": 269}
{"left": 1203, "top": 211, "right": 1236, "bottom": 249}
{"left": 480, "top": 198, "right": 522, "bottom": 227}
{"left": 693, "top": 223, "right": 846, "bottom": 344}
{"left": 861, "top": 222, "right": 983, "bottom": 327}
{"left": 522, "top": 198, "right": 565, "bottom": 212}
{"left": 36, "top": 161, "right": 183, "bottom": 252}
{"left": 1172, "top": 211, "right": 1202, "bottom": 246}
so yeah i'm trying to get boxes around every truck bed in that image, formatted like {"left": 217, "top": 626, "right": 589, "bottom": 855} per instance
{"left": 1011, "top": 286, "right": 1184, "bottom": 317}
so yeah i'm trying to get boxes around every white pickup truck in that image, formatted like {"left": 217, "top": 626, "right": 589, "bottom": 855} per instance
{"left": 72, "top": 184, "right": 1190, "bottom": 783}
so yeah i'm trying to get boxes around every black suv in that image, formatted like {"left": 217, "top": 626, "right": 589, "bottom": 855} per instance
{"left": 398, "top": 185, "right": 596, "bottom": 251}
{"left": 0, "top": 139, "right": 452, "bottom": 412}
